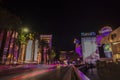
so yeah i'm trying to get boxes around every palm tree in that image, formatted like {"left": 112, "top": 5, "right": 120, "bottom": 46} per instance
{"left": 49, "top": 48, "right": 56, "bottom": 64}
{"left": 17, "top": 30, "right": 29, "bottom": 63}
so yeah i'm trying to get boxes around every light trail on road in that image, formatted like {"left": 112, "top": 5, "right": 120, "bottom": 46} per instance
{"left": 10, "top": 69, "right": 54, "bottom": 80}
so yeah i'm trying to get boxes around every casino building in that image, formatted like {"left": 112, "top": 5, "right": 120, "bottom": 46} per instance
{"left": 100, "top": 27, "right": 120, "bottom": 61}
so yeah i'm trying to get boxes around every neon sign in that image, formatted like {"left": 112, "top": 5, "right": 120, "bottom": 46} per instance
{"left": 81, "top": 32, "right": 96, "bottom": 36}
{"left": 99, "top": 26, "right": 112, "bottom": 36}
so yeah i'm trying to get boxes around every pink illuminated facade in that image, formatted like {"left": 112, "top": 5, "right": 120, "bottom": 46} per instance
{"left": 0, "top": 29, "right": 19, "bottom": 64}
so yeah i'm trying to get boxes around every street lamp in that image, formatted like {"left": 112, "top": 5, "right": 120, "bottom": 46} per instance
{"left": 22, "top": 28, "right": 29, "bottom": 33}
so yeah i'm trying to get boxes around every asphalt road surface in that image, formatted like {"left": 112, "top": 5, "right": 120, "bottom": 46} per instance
{"left": 0, "top": 65, "right": 78, "bottom": 80}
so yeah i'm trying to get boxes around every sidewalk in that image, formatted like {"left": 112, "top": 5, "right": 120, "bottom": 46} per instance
{"left": 85, "top": 68, "right": 101, "bottom": 80}
{"left": 0, "top": 64, "right": 22, "bottom": 71}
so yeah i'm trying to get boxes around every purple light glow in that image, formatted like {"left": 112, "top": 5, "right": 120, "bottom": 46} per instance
{"left": 75, "top": 44, "right": 82, "bottom": 57}
{"left": 96, "top": 35, "right": 103, "bottom": 46}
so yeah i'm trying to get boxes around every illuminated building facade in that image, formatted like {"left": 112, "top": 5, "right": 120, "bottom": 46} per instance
{"left": 0, "top": 29, "right": 37, "bottom": 64}
{"left": 98, "top": 26, "right": 113, "bottom": 58}
{"left": 0, "top": 29, "right": 19, "bottom": 64}
{"left": 81, "top": 32, "right": 99, "bottom": 63}
{"left": 40, "top": 35, "right": 52, "bottom": 64}
{"left": 24, "top": 39, "right": 39, "bottom": 63}
{"left": 100, "top": 27, "right": 120, "bottom": 61}
{"left": 0, "top": 29, "right": 53, "bottom": 64}
{"left": 40, "top": 35, "right": 52, "bottom": 49}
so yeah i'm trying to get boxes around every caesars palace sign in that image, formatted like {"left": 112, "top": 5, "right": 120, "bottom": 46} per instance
{"left": 99, "top": 26, "right": 112, "bottom": 34}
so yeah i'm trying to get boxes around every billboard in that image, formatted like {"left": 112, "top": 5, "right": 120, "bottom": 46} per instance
{"left": 81, "top": 34, "right": 99, "bottom": 63}
{"left": 103, "top": 44, "right": 112, "bottom": 58}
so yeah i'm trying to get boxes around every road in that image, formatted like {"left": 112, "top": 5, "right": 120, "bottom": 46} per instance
{"left": 0, "top": 64, "right": 89, "bottom": 80}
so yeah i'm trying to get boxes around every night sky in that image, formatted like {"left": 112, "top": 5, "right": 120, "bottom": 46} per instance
{"left": 1, "top": 0, "right": 120, "bottom": 50}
